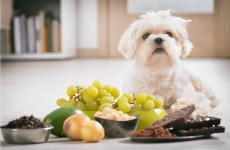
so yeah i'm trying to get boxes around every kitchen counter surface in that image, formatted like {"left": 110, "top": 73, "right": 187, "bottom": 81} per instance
{"left": 1, "top": 132, "right": 230, "bottom": 150}
{"left": 1, "top": 58, "right": 230, "bottom": 150}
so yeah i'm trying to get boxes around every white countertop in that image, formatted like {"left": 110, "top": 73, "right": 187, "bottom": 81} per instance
{"left": 1, "top": 133, "right": 230, "bottom": 150}
{"left": 1, "top": 59, "right": 230, "bottom": 150}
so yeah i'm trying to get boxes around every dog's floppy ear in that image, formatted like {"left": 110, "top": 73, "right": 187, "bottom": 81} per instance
{"left": 181, "top": 38, "right": 193, "bottom": 57}
{"left": 118, "top": 23, "right": 139, "bottom": 59}
{"left": 176, "top": 18, "right": 194, "bottom": 57}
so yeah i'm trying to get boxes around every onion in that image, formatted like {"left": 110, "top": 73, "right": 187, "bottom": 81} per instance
{"left": 80, "top": 120, "right": 105, "bottom": 142}
{"left": 63, "top": 114, "right": 90, "bottom": 140}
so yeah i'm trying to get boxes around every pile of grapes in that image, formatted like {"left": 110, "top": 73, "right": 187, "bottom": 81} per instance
{"left": 56, "top": 80, "right": 164, "bottom": 113}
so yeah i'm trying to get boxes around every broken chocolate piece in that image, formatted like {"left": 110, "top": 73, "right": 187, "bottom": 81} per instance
{"left": 152, "top": 105, "right": 195, "bottom": 128}
{"left": 172, "top": 116, "right": 221, "bottom": 130}
{"left": 172, "top": 126, "right": 225, "bottom": 136}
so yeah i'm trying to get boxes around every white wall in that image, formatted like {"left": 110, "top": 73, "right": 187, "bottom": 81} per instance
{"left": 127, "top": 0, "right": 214, "bottom": 14}
{"left": 61, "top": 0, "right": 78, "bottom": 54}
{"left": 77, "top": 0, "right": 98, "bottom": 50}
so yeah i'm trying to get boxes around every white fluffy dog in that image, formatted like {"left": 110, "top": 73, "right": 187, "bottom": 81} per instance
{"left": 118, "top": 11, "right": 218, "bottom": 116}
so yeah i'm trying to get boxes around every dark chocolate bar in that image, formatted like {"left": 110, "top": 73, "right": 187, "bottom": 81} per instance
{"left": 172, "top": 116, "right": 221, "bottom": 130}
{"left": 173, "top": 126, "right": 225, "bottom": 136}
{"left": 152, "top": 105, "right": 195, "bottom": 128}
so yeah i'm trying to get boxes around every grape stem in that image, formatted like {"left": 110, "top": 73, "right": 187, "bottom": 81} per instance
{"left": 74, "top": 83, "right": 80, "bottom": 89}
{"left": 74, "top": 94, "right": 81, "bottom": 101}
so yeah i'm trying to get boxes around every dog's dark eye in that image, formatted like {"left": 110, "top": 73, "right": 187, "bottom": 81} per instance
{"left": 165, "top": 31, "right": 173, "bottom": 37}
{"left": 143, "top": 33, "right": 150, "bottom": 40}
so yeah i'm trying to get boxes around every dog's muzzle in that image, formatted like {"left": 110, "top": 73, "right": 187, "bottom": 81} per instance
{"left": 153, "top": 48, "right": 165, "bottom": 54}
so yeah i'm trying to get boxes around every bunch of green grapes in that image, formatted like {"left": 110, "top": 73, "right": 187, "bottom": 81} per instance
{"left": 132, "top": 93, "right": 164, "bottom": 110}
{"left": 56, "top": 80, "right": 164, "bottom": 113}
{"left": 56, "top": 80, "right": 123, "bottom": 112}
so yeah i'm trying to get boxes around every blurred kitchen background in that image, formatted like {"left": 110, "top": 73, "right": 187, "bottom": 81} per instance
{"left": 0, "top": 0, "right": 229, "bottom": 59}
{"left": 0, "top": 0, "right": 230, "bottom": 126}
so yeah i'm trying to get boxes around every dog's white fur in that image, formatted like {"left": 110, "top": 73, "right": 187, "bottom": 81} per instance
{"left": 118, "top": 11, "right": 218, "bottom": 116}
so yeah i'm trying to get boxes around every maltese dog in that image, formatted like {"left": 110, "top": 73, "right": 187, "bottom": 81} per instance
{"left": 118, "top": 11, "right": 218, "bottom": 116}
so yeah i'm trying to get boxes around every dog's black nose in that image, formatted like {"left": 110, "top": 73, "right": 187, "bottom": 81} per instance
{"left": 154, "top": 37, "right": 164, "bottom": 45}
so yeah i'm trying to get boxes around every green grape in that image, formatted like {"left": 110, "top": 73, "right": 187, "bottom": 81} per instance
{"left": 98, "top": 89, "right": 108, "bottom": 98}
{"left": 122, "top": 93, "right": 134, "bottom": 103}
{"left": 99, "top": 96, "right": 113, "bottom": 104}
{"left": 93, "top": 96, "right": 99, "bottom": 102}
{"left": 56, "top": 98, "right": 67, "bottom": 107}
{"left": 106, "top": 95, "right": 114, "bottom": 103}
{"left": 60, "top": 99, "right": 76, "bottom": 107}
{"left": 66, "top": 85, "right": 78, "bottom": 97}
{"left": 155, "top": 99, "right": 164, "bottom": 108}
{"left": 60, "top": 101, "right": 69, "bottom": 107}
{"left": 93, "top": 80, "right": 102, "bottom": 90}
{"left": 117, "top": 97, "right": 128, "bottom": 106}
{"left": 147, "top": 94, "right": 156, "bottom": 101}
{"left": 76, "top": 101, "right": 88, "bottom": 111}
{"left": 86, "top": 101, "right": 99, "bottom": 111}
{"left": 83, "top": 94, "right": 94, "bottom": 103}
{"left": 107, "top": 95, "right": 114, "bottom": 99}
{"left": 143, "top": 100, "right": 155, "bottom": 109}
{"left": 81, "top": 90, "right": 87, "bottom": 97}
{"left": 98, "top": 103, "right": 113, "bottom": 112}
{"left": 68, "top": 99, "right": 77, "bottom": 107}
{"left": 117, "top": 102, "right": 131, "bottom": 113}
{"left": 87, "top": 86, "right": 98, "bottom": 97}
{"left": 111, "top": 87, "right": 120, "bottom": 99}
{"left": 102, "top": 85, "right": 112, "bottom": 93}
{"left": 79, "top": 86, "right": 86, "bottom": 94}
{"left": 96, "top": 100, "right": 100, "bottom": 106}
{"left": 132, "top": 102, "right": 142, "bottom": 109}
{"left": 135, "top": 93, "right": 147, "bottom": 104}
